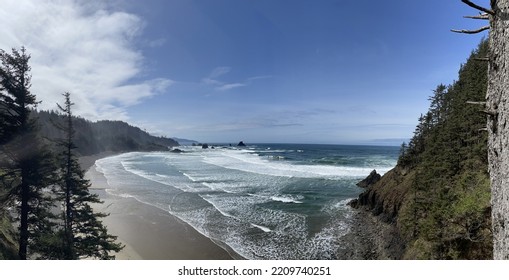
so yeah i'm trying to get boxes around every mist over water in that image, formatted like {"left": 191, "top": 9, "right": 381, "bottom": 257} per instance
{"left": 95, "top": 144, "right": 398, "bottom": 259}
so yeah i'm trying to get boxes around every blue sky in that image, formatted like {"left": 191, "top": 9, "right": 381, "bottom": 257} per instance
{"left": 0, "top": 0, "right": 489, "bottom": 145}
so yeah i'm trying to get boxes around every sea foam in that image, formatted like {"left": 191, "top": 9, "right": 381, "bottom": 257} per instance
{"left": 93, "top": 144, "right": 398, "bottom": 259}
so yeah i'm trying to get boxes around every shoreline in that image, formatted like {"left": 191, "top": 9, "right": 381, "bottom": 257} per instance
{"left": 81, "top": 151, "right": 387, "bottom": 260}
{"left": 82, "top": 152, "right": 235, "bottom": 260}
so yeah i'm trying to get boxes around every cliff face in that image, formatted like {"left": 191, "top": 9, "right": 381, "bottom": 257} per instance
{"left": 353, "top": 164, "right": 491, "bottom": 259}
{"left": 350, "top": 167, "right": 412, "bottom": 259}
{"left": 351, "top": 40, "right": 493, "bottom": 259}
{"left": 353, "top": 167, "right": 411, "bottom": 221}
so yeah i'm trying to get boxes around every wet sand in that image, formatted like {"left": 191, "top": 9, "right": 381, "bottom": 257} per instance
{"left": 83, "top": 154, "right": 235, "bottom": 260}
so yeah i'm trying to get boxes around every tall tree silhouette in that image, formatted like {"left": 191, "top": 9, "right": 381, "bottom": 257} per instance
{"left": 0, "top": 47, "right": 56, "bottom": 259}
{"left": 54, "top": 92, "right": 123, "bottom": 259}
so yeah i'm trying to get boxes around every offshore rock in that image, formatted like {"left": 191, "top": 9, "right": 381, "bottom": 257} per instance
{"left": 237, "top": 141, "right": 246, "bottom": 147}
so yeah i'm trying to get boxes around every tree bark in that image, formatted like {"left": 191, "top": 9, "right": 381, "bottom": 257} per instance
{"left": 487, "top": 0, "right": 509, "bottom": 260}
{"left": 18, "top": 168, "right": 29, "bottom": 260}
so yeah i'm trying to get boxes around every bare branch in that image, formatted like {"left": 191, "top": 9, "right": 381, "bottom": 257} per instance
{"left": 461, "top": 0, "right": 495, "bottom": 15}
{"left": 464, "top": 13, "right": 490, "bottom": 20}
{"left": 451, "top": 25, "right": 490, "bottom": 34}
{"left": 481, "top": 109, "right": 497, "bottom": 117}
{"left": 467, "top": 101, "right": 487, "bottom": 105}
{"left": 473, "top": 57, "right": 490, "bottom": 61}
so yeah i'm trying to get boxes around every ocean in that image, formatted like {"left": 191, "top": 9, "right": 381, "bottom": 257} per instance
{"left": 94, "top": 144, "right": 399, "bottom": 259}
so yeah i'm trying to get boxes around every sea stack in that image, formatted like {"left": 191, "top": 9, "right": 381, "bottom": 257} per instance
{"left": 237, "top": 141, "right": 246, "bottom": 147}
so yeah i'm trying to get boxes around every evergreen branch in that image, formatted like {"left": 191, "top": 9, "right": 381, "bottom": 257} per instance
{"left": 461, "top": 0, "right": 495, "bottom": 15}
{"left": 451, "top": 26, "right": 490, "bottom": 34}
{"left": 474, "top": 57, "right": 490, "bottom": 61}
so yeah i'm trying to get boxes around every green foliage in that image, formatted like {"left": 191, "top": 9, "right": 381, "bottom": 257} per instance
{"left": 51, "top": 92, "right": 123, "bottom": 259}
{"left": 1, "top": 49, "right": 134, "bottom": 259}
{"left": 0, "top": 47, "right": 36, "bottom": 145}
{"left": 0, "top": 210, "right": 17, "bottom": 259}
{"left": 396, "top": 39, "right": 492, "bottom": 259}
{"left": 35, "top": 111, "right": 178, "bottom": 156}
{"left": 0, "top": 47, "right": 59, "bottom": 259}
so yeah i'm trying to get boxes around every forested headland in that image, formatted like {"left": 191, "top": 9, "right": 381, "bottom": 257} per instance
{"left": 351, "top": 39, "right": 492, "bottom": 259}
{"left": 0, "top": 48, "right": 178, "bottom": 259}
{"left": 36, "top": 111, "right": 178, "bottom": 156}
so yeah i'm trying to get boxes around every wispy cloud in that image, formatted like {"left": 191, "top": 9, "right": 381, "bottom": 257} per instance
{"left": 246, "top": 75, "right": 273, "bottom": 82}
{"left": 202, "top": 66, "right": 271, "bottom": 92}
{"left": 216, "top": 83, "right": 245, "bottom": 91}
{"left": 209, "top": 66, "right": 231, "bottom": 79}
{"left": 190, "top": 120, "right": 303, "bottom": 132}
{"left": 202, "top": 66, "right": 245, "bottom": 91}
{"left": 0, "top": 0, "right": 173, "bottom": 121}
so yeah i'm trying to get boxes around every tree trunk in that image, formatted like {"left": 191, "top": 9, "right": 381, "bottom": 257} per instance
{"left": 487, "top": 0, "right": 509, "bottom": 260}
{"left": 18, "top": 168, "right": 29, "bottom": 260}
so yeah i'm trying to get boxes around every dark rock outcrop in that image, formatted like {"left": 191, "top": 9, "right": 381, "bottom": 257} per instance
{"left": 202, "top": 144, "right": 209, "bottom": 149}
{"left": 237, "top": 141, "right": 246, "bottom": 147}
{"left": 348, "top": 166, "right": 409, "bottom": 259}
{"left": 356, "top": 169, "right": 381, "bottom": 188}
{"left": 351, "top": 167, "right": 409, "bottom": 223}
{"left": 348, "top": 169, "right": 382, "bottom": 210}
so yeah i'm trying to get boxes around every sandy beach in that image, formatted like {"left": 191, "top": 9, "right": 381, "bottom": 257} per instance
{"left": 82, "top": 153, "right": 235, "bottom": 260}
{"left": 80, "top": 152, "right": 389, "bottom": 260}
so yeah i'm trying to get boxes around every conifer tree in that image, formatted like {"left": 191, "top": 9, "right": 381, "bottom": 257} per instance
{"left": 54, "top": 92, "right": 123, "bottom": 259}
{"left": 0, "top": 47, "right": 57, "bottom": 259}
{"left": 384, "top": 39, "right": 491, "bottom": 259}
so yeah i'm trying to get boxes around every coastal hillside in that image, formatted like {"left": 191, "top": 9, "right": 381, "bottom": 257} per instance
{"left": 351, "top": 39, "right": 492, "bottom": 259}
{"left": 35, "top": 110, "right": 178, "bottom": 156}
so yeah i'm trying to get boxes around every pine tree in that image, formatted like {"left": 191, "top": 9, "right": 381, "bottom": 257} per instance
{"left": 0, "top": 47, "right": 57, "bottom": 259}
{"left": 54, "top": 92, "right": 123, "bottom": 259}
{"left": 383, "top": 39, "right": 492, "bottom": 259}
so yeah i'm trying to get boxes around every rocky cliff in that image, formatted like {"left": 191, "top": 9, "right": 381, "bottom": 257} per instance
{"left": 349, "top": 167, "right": 412, "bottom": 259}
{"left": 351, "top": 167, "right": 411, "bottom": 223}
{"left": 350, "top": 39, "right": 493, "bottom": 259}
